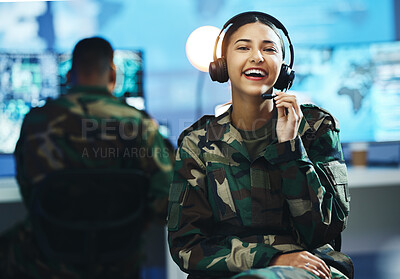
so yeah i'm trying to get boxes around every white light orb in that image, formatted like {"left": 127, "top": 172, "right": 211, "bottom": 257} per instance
{"left": 186, "top": 25, "right": 223, "bottom": 72}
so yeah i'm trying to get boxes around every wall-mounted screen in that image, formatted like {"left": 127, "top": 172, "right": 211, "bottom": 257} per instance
{"left": 58, "top": 50, "right": 143, "bottom": 99}
{"left": 0, "top": 52, "right": 59, "bottom": 154}
{"left": 0, "top": 50, "right": 144, "bottom": 154}
{"left": 292, "top": 41, "right": 400, "bottom": 143}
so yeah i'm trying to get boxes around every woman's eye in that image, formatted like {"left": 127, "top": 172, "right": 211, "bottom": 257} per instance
{"left": 237, "top": 46, "right": 249, "bottom": 51}
{"left": 264, "top": 48, "right": 276, "bottom": 52}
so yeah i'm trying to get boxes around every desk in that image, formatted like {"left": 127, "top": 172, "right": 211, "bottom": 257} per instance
{"left": 341, "top": 168, "right": 400, "bottom": 254}
{"left": 0, "top": 177, "right": 20, "bottom": 203}
{"left": 347, "top": 167, "right": 400, "bottom": 188}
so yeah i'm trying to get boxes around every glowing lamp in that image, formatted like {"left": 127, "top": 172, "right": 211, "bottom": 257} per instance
{"left": 186, "top": 25, "right": 223, "bottom": 72}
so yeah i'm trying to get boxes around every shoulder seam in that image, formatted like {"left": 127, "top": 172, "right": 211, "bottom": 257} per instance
{"left": 300, "top": 104, "right": 339, "bottom": 132}
{"left": 180, "top": 141, "right": 206, "bottom": 171}
{"left": 177, "top": 115, "right": 215, "bottom": 146}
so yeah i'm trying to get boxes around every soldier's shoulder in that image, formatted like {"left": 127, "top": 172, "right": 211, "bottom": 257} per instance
{"left": 177, "top": 115, "right": 215, "bottom": 147}
{"left": 300, "top": 103, "right": 340, "bottom": 132}
{"left": 22, "top": 99, "right": 62, "bottom": 122}
{"left": 300, "top": 103, "right": 335, "bottom": 117}
{"left": 138, "top": 108, "right": 157, "bottom": 121}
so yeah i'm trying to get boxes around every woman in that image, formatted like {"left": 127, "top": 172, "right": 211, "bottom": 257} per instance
{"left": 168, "top": 11, "right": 352, "bottom": 279}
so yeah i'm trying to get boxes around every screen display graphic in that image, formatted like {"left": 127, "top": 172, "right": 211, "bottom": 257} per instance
{"left": 292, "top": 41, "right": 400, "bottom": 143}
{"left": 0, "top": 52, "right": 59, "bottom": 154}
{"left": 0, "top": 50, "right": 144, "bottom": 154}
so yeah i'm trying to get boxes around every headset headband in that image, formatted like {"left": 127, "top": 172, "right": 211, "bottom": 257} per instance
{"left": 212, "top": 11, "right": 294, "bottom": 69}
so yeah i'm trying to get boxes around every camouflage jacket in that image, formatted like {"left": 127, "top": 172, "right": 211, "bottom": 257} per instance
{"left": 1, "top": 86, "right": 174, "bottom": 278}
{"left": 168, "top": 104, "right": 350, "bottom": 279}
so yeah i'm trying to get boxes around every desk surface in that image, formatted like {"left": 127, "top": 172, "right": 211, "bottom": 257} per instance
{"left": 347, "top": 167, "right": 400, "bottom": 188}
{"left": 1, "top": 167, "right": 400, "bottom": 203}
{"left": 0, "top": 177, "right": 21, "bottom": 203}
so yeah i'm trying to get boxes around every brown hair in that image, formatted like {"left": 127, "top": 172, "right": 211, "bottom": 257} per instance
{"left": 221, "top": 13, "right": 285, "bottom": 60}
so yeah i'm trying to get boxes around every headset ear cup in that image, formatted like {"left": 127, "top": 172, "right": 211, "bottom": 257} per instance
{"left": 209, "top": 61, "right": 218, "bottom": 81}
{"left": 209, "top": 58, "right": 229, "bottom": 83}
{"left": 217, "top": 58, "right": 229, "bottom": 83}
{"left": 274, "top": 64, "right": 295, "bottom": 91}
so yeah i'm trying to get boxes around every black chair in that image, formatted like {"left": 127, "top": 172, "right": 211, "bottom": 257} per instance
{"left": 332, "top": 234, "right": 342, "bottom": 252}
{"left": 29, "top": 168, "right": 149, "bottom": 266}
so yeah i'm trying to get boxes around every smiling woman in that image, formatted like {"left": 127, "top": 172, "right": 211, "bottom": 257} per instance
{"left": 209, "top": 11, "right": 295, "bottom": 99}
{"left": 167, "top": 11, "right": 353, "bottom": 279}
{"left": 226, "top": 21, "right": 283, "bottom": 103}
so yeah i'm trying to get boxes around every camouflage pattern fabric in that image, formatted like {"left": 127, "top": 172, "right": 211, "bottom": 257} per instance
{"left": 312, "top": 244, "right": 354, "bottom": 279}
{"left": 168, "top": 104, "right": 352, "bottom": 279}
{"left": 0, "top": 86, "right": 174, "bottom": 278}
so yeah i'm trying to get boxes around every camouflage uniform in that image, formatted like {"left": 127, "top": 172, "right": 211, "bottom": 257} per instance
{"left": 168, "top": 104, "right": 352, "bottom": 279}
{"left": 0, "top": 86, "right": 174, "bottom": 278}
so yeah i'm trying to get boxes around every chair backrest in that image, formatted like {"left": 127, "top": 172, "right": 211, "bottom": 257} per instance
{"left": 332, "top": 234, "right": 342, "bottom": 252}
{"left": 29, "top": 168, "right": 149, "bottom": 265}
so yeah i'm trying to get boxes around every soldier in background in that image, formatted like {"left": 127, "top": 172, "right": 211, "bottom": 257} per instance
{"left": 167, "top": 12, "right": 353, "bottom": 279}
{"left": 0, "top": 37, "right": 174, "bottom": 278}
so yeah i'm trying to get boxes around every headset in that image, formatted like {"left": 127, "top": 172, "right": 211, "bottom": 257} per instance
{"left": 209, "top": 11, "right": 295, "bottom": 94}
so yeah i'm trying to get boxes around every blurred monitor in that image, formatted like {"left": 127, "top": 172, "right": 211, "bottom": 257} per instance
{"left": 0, "top": 52, "right": 59, "bottom": 154}
{"left": 0, "top": 49, "right": 144, "bottom": 154}
{"left": 291, "top": 41, "right": 400, "bottom": 143}
{"left": 59, "top": 49, "right": 144, "bottom": 103}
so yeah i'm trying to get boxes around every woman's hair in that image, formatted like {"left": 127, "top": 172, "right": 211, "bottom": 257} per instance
{"left": 221, "top": 13, "right": 285, "bottom": 60}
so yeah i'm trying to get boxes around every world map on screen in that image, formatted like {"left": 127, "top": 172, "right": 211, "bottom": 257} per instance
{"left": 292, "top": 42, "right": 400, "bottom": 143}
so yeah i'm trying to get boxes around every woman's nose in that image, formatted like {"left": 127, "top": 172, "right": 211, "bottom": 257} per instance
{"left": 250, "top": 50, "right": 264, "bottom": 63}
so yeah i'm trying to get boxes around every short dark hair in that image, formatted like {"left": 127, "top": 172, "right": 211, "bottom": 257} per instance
{"left": 221, "top": 13, "right": 285, "bottom": 60}
{"left": 71, "top": 37, "right": 114, "bottom": 76}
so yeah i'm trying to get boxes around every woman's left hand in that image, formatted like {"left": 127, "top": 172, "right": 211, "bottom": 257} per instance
{"left": 274, "top": 91, "right": 303, "bottom": 143}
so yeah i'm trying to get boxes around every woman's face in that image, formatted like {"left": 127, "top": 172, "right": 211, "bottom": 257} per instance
{"left": 225, "top": 22, "right": 283, "bottom": 99}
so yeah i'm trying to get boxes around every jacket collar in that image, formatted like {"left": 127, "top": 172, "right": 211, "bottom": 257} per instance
{"left": 206, "top": 104, "right": 316, "bottom": 145}
{"left": 206, "top": 105, "right": 241, "bottom": 142}
{"left": 206, "top": 106, "right": 249, "bottom": 160}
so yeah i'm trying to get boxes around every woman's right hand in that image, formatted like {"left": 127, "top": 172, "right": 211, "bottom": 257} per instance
{"left": 269, "top": 251, "right": 331, "bottom": 279}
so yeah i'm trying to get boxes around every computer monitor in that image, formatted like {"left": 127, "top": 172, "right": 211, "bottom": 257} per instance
{"left": 291, "top": 41, "right": 400, "bottom": 143}
{"left": 0, "top": 49, "right": 144, "bottom": 154}
{"left": 0, "top": 52, "right": 59, "bottom": 154}
{"left": 58, "top": 49, "right": 144, "bottom": 100}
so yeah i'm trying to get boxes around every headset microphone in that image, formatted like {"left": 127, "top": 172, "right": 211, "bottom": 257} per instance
{"left": 209, "top": 11, "right": 295, "bottom": 98}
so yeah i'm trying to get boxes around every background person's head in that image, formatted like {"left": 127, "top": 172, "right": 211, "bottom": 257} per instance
{"left": 67, "top": 36, "right": 116, "bottom": 93}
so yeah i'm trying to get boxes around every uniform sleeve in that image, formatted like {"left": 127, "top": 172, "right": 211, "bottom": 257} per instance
{"left": 140, "top": 117, "right": 174, "bottom": 224}
{"left": 14, "top": 109, "right": 53, "bottom": 207}
{"left": 168, "top": 142, "right": 281, "bottom": 278}
{"left": 264, "top": 115, "right": 349, "bottom": 249}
